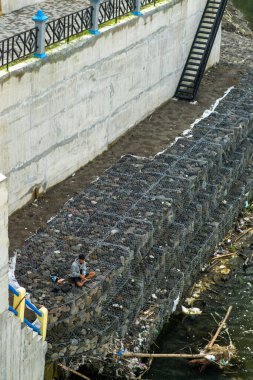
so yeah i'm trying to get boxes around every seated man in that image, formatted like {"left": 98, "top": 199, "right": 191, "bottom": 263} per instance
{"left": 71, "top": 253, "right": 95, "bottom": 287}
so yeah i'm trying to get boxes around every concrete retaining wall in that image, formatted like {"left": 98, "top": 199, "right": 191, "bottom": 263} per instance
{"left": 0, "top": 311, "right": 47, "bottom": 380}
{"left": 0, "top": 0, "right": 221, "bottom": 214}
{"left": 15, "top": 73, "right": 253, "bottom": 376}
{"left": 0, "top": 174, "right": 47, "bottom": 379}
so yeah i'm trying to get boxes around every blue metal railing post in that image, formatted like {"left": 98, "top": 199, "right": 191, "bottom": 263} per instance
{"left": 90, "top": 0, "right": 101, "bottom": 35}
{"left": 32, "top": 9, "right": 48, "bottom": 58}
{"left": 132, "top": 0, "right": 142, "bottom": 16}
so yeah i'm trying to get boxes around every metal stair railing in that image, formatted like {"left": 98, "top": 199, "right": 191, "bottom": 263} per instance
{"left": 8, "top": 284, "right": 48, "bottom": 341}
{"left": 175, "top": 0, "right": 228, "bottom": 101}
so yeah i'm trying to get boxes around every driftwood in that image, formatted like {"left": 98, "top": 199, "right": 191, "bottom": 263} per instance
{"left": 118, "top": 306, "right": 235, "bottom": 373}
{"left": 120, "top": 353, "right": 208, "bottom": 359}
{"left": 211, "top": 252, "right": 238, "bottom": 262}
{"left": 57, "top": 363, "right": 91, "bottom": 380}
{"left": 188, "top": 306, "right": 235, "bottom": 371}
{"left": 205, "top": 306, "right": 232, "bottom": 350}
{"left": 235, "top": 227, "right": 253, "bottom": 242}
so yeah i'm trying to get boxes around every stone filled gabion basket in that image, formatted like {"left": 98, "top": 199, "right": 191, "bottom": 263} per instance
{"left": 15, "top": 78, "right": 253, "bottom": 370}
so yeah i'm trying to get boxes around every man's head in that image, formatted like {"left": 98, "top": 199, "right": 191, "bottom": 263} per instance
{"left": 78, "top": 253, "right": 85, "bottom": 264}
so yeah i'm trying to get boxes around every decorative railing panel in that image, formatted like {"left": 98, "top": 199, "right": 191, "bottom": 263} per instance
{"left": 99, "top": 0, "right": 117, "bottom": 24}
{"left": 99, "top": 0, "right": 135, "bottom": 25}
{"left": 141, "top": 0, "right": 155, "bottom": 6}
{"left": 45, "top": 7, "right": 93, "bottom": 46}
{"left": 118, "top": 0, "right": 135, "bottom": 17}
{"left": 0, "top": 28, "right": 37, "bottom": 68}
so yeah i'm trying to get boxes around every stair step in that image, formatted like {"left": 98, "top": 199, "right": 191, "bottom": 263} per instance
{"left": 198, "top": 31, "right": 211, "bottom": 36}
{"left": 191, "top": 51, "right": 204, "bottom": 56}
{"left": 205, "top": 10, "right": 218, "bottom": 14}
{"left": 188, "top": 59, "right": 202, "bottom": 68}
{"left": 185, "top": 62, "right": 200, "bottom": 70}
{"left": 186, "top": 65, "right": 200, "bottom": 69}
{"left": 191, "top": 48, "right": 205, "bottom": 52}
{"left": 188, "top": 55, "right": 202, "bottom": 60}
{"left": 205, "top": 12, "right": 218, "bottom": 15}
{"left": 194, "top": 41, "right": 208, "bottom": 45}
{"left": 181, "top": 78, "right": 195, "bottom": 83}
{"left": 202, "top": 14, "right": 217, "bottom": 22}
{"left": 195, "top": 36, "right": 209, "bottom": 40}
{"left": 185, "top": 68, "right": 198, "bottom": 73}
{"left": 199, "top": 26, "right": 213, "bottom": 30}
{"left": 202, "top": 20, "right": 214, "bottom": 25}
{"left": 182, "top": 77, "right": 197, "bottom": 81}
{"left": 184, "top": 74, "right": 199, "bottom": 78}
{"left": 179, "top": 85, "right": 195, "bottom": 90}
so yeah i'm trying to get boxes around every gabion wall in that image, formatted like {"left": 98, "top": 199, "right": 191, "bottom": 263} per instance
{"left": 16, "top": 73, "right": 253, "bottom": 365}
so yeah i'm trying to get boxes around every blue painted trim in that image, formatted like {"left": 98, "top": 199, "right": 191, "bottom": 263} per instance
{"left": 131, "top": 11, "right": 143, "bottom": 16}
{"left": 32, "top": 9, "right": 48, "bottom": 22}
{"left": 34, "top": 52, "right": 47, "bottom": 59}
{"left": 9, "top": 305, "right": 18, "bottom": 316}
{"left": 9, "top": 284, "right": 19, "bottom": 296}
{"left": 24, "top": 318, "right": 41, "bottom": 334}
{"left": 89, "top": 29, "right": 101, "bottom": 35}
{"left": 25, "top": 299, "right": 42, "bottom": 317}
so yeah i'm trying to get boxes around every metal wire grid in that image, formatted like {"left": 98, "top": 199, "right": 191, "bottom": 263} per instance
{"left": 16, "top": 85, "right": 253, "bottom": 360}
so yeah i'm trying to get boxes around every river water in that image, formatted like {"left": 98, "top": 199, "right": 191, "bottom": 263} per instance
{"left": 145, "top": 4, "right": 253, "bottom": 380}
{"left": 145, "top": 258, "right": 253, "bottom": 380}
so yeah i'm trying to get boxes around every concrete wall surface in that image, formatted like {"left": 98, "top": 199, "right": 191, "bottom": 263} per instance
{"left": 0, "top": 0, "right": 221, "bottom": 214}
{"left": 1, "top": 0, "right": 41, "bottom": 14}
{"left": 0, "top": 174, "right": 8, "bottom": 313}
{"left": 0, "top": 176, "right": 47, "bottom": 380}
{"left": 0, "top": 310, "right": 47, "bottom": 380}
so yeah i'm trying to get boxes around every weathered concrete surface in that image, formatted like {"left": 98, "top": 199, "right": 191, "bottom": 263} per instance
{"left": 0, "top": 311, "right": 47, "bottom": 380}
{"left": 0, "top": 176, "right": 47, "bottom": 380}
{"left": 0, "top": 174, "right": 8, "bottom": 313}
{"left": 15, "top": 72, "right": 253, "bottom": 377}
{"left": 0, "top": 0, "right": 221, "bottom": 214}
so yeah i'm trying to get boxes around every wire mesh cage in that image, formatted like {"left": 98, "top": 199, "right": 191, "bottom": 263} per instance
{"left": 15, "top": 82, "right": 253, "bottom": 364}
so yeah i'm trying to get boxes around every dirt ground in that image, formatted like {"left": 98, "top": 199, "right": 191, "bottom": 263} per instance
{"left": 8, "top": 4, "right": 253, "bottom": 255}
